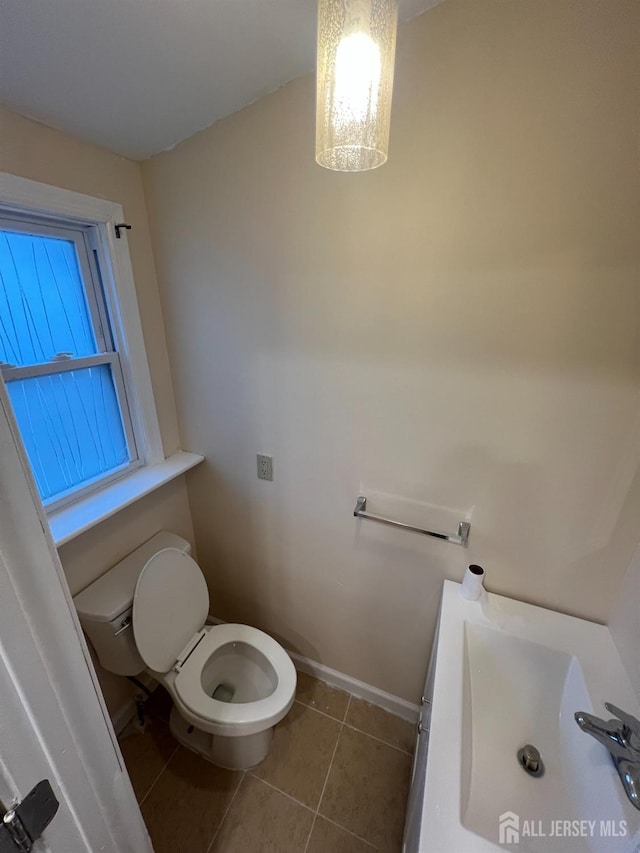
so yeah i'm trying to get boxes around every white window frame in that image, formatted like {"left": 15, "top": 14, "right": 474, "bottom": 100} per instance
{"left": 0, "top": 212, "right": 144, "bottom": 510}
{"left": 0, "top": 173, "right": 165, "bottom": 510}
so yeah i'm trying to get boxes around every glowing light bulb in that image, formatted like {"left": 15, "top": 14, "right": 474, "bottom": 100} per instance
{"left": 332, "top": 32, "right": 382, "bottom": 127}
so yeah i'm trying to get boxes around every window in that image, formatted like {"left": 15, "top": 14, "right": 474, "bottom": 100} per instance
{"left": 0, "top": 214, "right": 140, "bottom": 509}
{"left": 0, "top": 173, "right": 201, "bottom": 545}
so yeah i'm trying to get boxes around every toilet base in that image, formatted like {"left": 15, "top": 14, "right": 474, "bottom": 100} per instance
{"left": 169, "top": 706, "right": 273, "bottom": 770}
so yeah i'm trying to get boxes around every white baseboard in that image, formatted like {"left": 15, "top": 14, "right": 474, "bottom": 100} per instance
{"left": 112, "top": 697, "right": 138, "bottom": 735}
{"left": 289, "top": 652, "right": 419, "bottom": 722}
{"left": 206, "top": 615, "right": 420, "bottom": 723}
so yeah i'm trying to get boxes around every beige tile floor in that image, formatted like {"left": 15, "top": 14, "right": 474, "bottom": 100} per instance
{"left": 119, "top": 673, "right": 414, "bottom": 853}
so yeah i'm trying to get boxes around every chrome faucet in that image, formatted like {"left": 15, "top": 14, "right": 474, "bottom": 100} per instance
{"left": 574, "top": 703, "right": 640, "bottom": 810}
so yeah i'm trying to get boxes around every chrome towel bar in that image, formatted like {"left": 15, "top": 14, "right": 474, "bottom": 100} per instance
{"left": 353, "top": 496, "right": 470, "bottom": 547}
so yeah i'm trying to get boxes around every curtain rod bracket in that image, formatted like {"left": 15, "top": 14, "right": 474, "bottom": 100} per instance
{"left": 114, "top": 223, "right": 132, "bottom": 239}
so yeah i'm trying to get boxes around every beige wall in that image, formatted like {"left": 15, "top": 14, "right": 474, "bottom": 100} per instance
{"left": 0, "top": 107, "right": 196, "bottom": 715}
{"left": 142, "top": 0, "right": 640, "bottom": 703}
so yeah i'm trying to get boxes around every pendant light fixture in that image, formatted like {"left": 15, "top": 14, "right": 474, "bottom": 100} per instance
{"left": 316, "top": 0, "right": 399, "bottom": 172}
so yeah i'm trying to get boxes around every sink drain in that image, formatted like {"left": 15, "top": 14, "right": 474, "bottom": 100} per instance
{"left": 518, "top": 744, "right": 544, "bottom": 777}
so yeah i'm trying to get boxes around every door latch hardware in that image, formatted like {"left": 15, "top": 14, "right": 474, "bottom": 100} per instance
{"left": 0, "top": 780, "right": 59, "bottom": 852}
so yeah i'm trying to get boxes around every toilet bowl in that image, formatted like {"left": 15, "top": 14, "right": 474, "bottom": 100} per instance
{"left": 73, "top": 533, "right": 296, "bottom": 770}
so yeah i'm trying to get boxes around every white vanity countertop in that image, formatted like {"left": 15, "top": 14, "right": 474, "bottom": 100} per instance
{"left": 418, "top": 581, "right": 640, "bottom": 853}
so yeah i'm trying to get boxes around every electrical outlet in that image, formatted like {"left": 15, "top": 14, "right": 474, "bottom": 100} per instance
{"left": 257, "top": 454, "right": 273, "bottom": 481}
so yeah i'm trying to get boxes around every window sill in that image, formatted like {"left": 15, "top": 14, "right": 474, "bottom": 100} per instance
{"left": 49, "top": 451, "right": 204, "bottom": 547}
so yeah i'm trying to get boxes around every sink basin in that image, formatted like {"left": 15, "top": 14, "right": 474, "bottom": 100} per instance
{"left": 461, "top": 624, "right": 631, "bottom": 852}
{"left": 413, "top": 581, "right": 640, "bottom": 853}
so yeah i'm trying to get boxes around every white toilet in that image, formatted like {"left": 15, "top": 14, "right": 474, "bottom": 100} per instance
{"left": 74, "top": 531, "right": 296, "bottom": 770}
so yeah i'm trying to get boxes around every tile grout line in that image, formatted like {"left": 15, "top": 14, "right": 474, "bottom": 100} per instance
{"left": 205, "top": 769, "right": 246, "bottom": 853}
{"left": 342, "top": 722, "right": 414, "bottom": 756}
{"left": 301, "top": 694, "right": 352, "bottom": 853}
{"left": 293, "top": 698, "right": 346, "bottom": 721}
{"left": 319, "top": 814, "right": 378, "bottom": 849}
{"left": 137, "top": 742, "right": 180, "bottom": 808}
{"left": 302, "top": 814, "right": 318, "bottom": 853}
{"left": 294, "top": 698, "right": 413, "bottom": 756}
{"left": 246, "top": 774, "right": 316, "bottom": 813}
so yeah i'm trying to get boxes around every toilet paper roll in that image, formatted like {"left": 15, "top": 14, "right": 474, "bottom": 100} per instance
{"left": 461, "top": 564, "right": 485, "bottom": 601}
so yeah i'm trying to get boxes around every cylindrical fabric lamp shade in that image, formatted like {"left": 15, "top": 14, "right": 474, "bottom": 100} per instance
{"left": 316, "top": 0, "right": 399, "bottom": 171}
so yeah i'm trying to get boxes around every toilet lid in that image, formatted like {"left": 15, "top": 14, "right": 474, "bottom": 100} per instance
{"left": 133, "top": 548, "right": 210, "bottom": 673}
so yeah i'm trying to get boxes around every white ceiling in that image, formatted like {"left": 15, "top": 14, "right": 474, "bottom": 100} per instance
{"left": 0, "top": 0, "right": 440, "bottom": 161}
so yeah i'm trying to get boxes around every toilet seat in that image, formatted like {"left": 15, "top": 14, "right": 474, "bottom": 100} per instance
{"left": 172, "top": 623, "right": 296, "bottom": 737}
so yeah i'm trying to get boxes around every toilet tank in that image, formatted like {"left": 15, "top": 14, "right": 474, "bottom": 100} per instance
{"left": 73, "top": 531, "right": 191, "bottom": 676}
